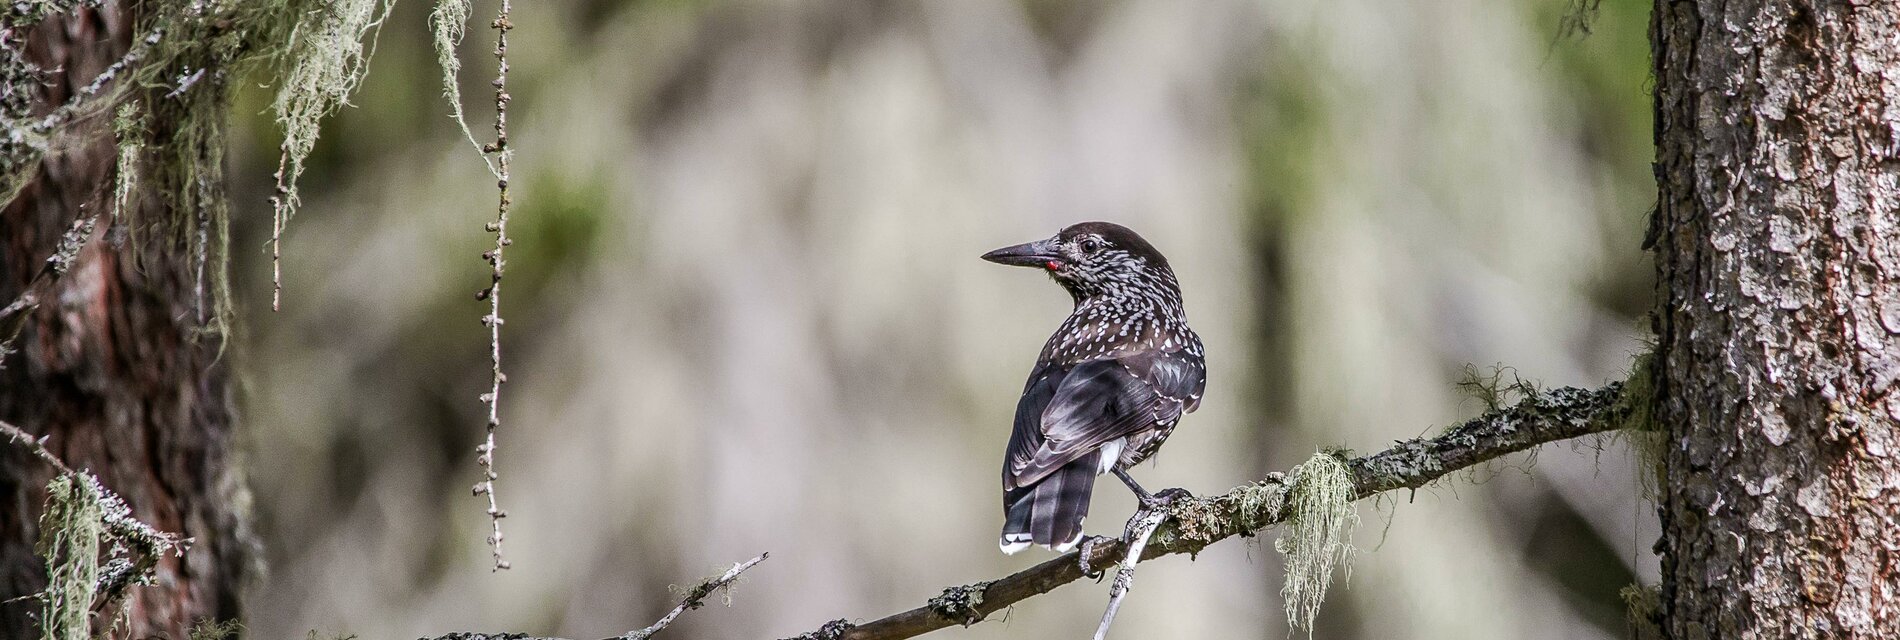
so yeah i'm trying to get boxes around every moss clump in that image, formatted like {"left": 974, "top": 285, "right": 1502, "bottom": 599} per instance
{"left": 1276, "top": 450, "right": 1358, "bottom": 634}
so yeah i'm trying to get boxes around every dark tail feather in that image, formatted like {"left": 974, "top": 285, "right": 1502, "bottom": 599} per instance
{"left": 1000, "top": 452, "right": 1100, "bottom": 554}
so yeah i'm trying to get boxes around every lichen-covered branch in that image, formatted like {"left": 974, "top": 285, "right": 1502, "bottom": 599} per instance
{"left": 409, "top": 382, "right": 1633, "bottom": 640}
{"left": 779, "top": 381, "right": 1633, "bottom": 640}
{"left": 2, "top": 418, "right": 188, "bottom": 635}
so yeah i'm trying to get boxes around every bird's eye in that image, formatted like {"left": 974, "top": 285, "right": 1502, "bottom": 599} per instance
{"left": 1080, "top": 238, "right": 1104, "bottom": 254}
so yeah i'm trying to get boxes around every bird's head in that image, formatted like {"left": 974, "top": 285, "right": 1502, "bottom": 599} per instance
{"left": 981, "top": 221, "right": 1176, "bottom": 301}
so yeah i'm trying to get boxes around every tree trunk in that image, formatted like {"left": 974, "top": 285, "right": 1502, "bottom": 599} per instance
{"left": 0, "top": 5, "right": 253, "bottom": 638}
{"left": 1651, "top": 0, "right": 1900, "bottom": 637}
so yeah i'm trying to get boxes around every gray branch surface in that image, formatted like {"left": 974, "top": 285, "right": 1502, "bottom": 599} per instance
{"left": 417, "top": 382, "right": 1629, "bottom": 640}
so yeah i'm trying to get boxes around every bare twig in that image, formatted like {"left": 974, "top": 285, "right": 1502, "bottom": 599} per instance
{"left": 620, "top": 553, "right": 770, "bottom": 640}
{"left": 782, "top": 382, "right": 1632, "bottom": 640}
{"left": 22, "top": 29, "right": 163, "bottom": 137}
{"left": 1092, "top": 508, "right": 1166, "bottom": 640}
{"left": 269, "top": 150, "right": 287, "bottom": 312}
{"left": 0, "top": 418, "right": 77, "bottom": 475}
{"left": 419, "top": 553, "right": 770, "bottom": 640}
{"left": 470, "top": 0, "right": 516, "bottom": 573}
{"left": 1, "top": 215, "right": 97, "bottom": 368}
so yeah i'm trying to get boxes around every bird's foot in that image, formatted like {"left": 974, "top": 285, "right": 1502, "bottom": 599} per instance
{"left": 1077, "top": 535, "right": 1109, "bottom": 580}
{"left": 1120, "top": 488, "right": 1192, "bottom": 545}
{"left": 1137, "top": 487, "right": 1194, "bottom": 511}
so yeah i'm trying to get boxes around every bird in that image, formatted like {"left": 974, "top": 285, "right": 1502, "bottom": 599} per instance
{"left": 981, "top": 221, "right": 1206, "bottom": 555}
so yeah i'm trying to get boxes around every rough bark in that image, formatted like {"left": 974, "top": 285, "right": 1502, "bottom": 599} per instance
{"left": 1650, "top": 0, "right": 1900, "bottom": 637}
{"left": 0, "top": 5, "right": 253, "bottom": 638}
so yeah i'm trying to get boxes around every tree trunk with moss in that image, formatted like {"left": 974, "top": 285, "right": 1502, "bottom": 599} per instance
{"left": 0, "top": 4, "right": 253, "bottom": 638}
{"left": 1650, "top": 0, "right": 1900, "bottom": 637}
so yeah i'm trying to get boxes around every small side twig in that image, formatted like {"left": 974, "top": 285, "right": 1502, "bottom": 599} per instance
{"left": 415, "top": 553, "right": 770, "bottom": 640}
{"left": 0, "top": 418, "right": 76, "bottom": 474}
{"left": 471, "top": 0, "right": 516, "bottom": 573}
{"left": 22, "top": 29, "right": 162, "bottom": 137}
{"left": 1, "top": 215, "right": 97, "bottom": 369}
{"left": 1092, "top": 509, "right": 1166, "bottom": 640}
{"left": 619, "top": 553, "right": 770, "bottom": 640}
{"left": 268, "top": 150, "right": 287, "bottom": 312}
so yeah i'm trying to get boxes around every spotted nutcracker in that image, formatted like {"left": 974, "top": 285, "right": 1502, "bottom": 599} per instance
{"left": 981, "top": 221, "right": 1207, "bottom": 554}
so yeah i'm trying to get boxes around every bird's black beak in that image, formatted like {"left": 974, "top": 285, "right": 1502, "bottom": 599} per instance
{"left": 981, "top": 238, "right": 1062, "bottom": 269}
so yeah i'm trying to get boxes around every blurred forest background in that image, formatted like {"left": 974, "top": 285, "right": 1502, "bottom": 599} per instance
{"left": 220, "top": 0, "right": 1657, "bottom": 637}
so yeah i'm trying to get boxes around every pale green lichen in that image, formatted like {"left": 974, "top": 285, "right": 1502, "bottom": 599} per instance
{"left": 1455, "top": 363, "right": 1541, "bottom": 413}
{"left": 27, "top": 468, "right": 184, "bottom": 640}
{"left": 1619, "top": 582, "right": 1663, "bottom": 640}
{"left": 271, "top": 0, "right": 392, "bottom": 227}
{"left": 430, "top": 0, "right": 498, "bottom": 176}
{"left": 36, "top": 473, "right": 105, "bottom": 640}
{"left": 111, "top": 102, "right": 145, "bottom": 218}
{"left": 1275, "top": 450, "right": 1358, "bottom": 634}
{"left": 1592, "top": 351, "right": 1663, "bottom": 497}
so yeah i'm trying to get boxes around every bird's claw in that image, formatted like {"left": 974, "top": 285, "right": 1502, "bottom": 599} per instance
{"left": 1137, "top": 487, "right": 1194, "bottom": 511}
{"left": 1077, "top": 535, "right": 1108, "bottom": 580}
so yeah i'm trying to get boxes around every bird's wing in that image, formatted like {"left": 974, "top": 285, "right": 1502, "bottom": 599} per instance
{"left": 1138, "top": 346, "right": 1206, "bottom": 413}
{"left": 1003, "top": 351, "right": 1201, "bottom": 490}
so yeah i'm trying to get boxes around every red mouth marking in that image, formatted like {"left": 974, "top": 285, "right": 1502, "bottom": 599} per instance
{"left": 1045, "top": 260, "right": 1064, "bottom": 271}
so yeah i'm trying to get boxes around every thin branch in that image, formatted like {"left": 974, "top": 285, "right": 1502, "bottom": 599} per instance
{"left": 471, "top": 0, "right": 516, "bottom": 573}
{"left": 1091, "top": 508, "right": 1165, "bottom": 640}
{"left": 1, "top": 215, "right": 98, "bottom": 369}
{"left": 0, "top": 418, "right": 77, "bottom": 475}
{"left": 22, "top": 29, "right": 163, "bottom": 137}
{"left": 782, "top": 381, "right": 1632, "bottom": 640}
{"left": 421, "top": 553, "right": 770, "bottom": 640}
{"left": 619, "top": 553, "right": 770, "bottom": 640}
{"left": 412, "top": 382, "right": 1632, "bottom": 640}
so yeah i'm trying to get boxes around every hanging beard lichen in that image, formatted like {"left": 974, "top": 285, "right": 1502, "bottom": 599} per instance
{"left": 36, "top": 473, "right": 106, "bottom": 640}
{"left": 4, "top": 0, "right": 398, "bottom": 331}
{"left": 271, "top": 0, "right": 390, "bottom": 213}
{"left": 430, "top": 0, "right": 497, "bottom": 176}
{"left": 1275, "top": 450, "right": 1359, "bottom": 633}
{"left": 269, "top": 0, "right": 394, "bottom": 309}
